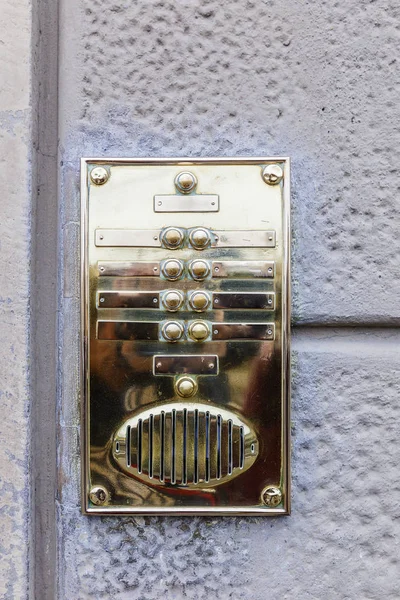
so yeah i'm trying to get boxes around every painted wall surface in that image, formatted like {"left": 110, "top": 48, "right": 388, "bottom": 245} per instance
{"left": 56, "top": 1, "right": 400, "bottom": 598}
{"left": 0, "top": 1, "right": 33, "bottom": 598}
{"left": 1, "top": 0, "right": 400, "bottom": 598}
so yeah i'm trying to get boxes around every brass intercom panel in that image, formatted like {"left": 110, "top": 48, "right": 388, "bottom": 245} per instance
{"left": 81, "top": 157, "right": 290, "bottom": 515}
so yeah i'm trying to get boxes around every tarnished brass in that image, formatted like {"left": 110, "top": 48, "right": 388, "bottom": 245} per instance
{"left": 161, "top": 227, "right": 184, "bottom": 249}
{"left": 189, "top": 259, "right": 210, "bottom": 281}
{"left": 82, "top": 157, "right": 290, "bottom": 516}
{"left": 161, "top": 259, "right": 184, "bottom": 280}
{"left": 188, "top": 291, "right": 211, "bottom": 312}
{"left": 162, "top": 290, "right": 184, "bottom": 312}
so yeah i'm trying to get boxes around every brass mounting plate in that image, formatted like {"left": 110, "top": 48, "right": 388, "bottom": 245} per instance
{"left": 81, "top": 157, "right": 291, "bottom": 516}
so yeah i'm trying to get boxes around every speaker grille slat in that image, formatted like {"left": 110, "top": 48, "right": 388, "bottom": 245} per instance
{"left": 113, "top": 402, "right": 259, "bottom": 488}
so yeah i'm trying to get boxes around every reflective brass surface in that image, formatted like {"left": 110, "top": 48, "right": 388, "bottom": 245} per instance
{"left": 213, "top": 292, "right": 275, "bottom": 310}
{"left": 175, "top": 376, "right": 198, "bottom": 398}
{"left": 112, "top": 402, "right": 259, "bottom": 488}
{"left": 262, "top": 164, "right": 284, "bottom": 185}
{"left": 189, "top": 227, "right": 211, "bottom": 250}
{"left": 98, "top": 261, "right": 160, "bottom": 277}
{"left": 162, "top": 290, "right": 184, "bottom": 312}
{"left": 188, "top": 320, "right": 211, "bottom": 342}
{"left": 189, "top": 259, "right": 210, "bottom": 280}
{"left": 161, "top": 321, "right": 184, "bottom": 342}
{"left": 188, "top": 290, "right": 211, "bottom": 312}
{"left": 175, "top": 171, "right": 197, "bottom": 193}
{"left": 161, "top": 227, "right": 184, "bottom": 249}
{"left": 212, "top": 260, "right": 275, "bottom": 279}
{"left": 153, "top": 355, "right": 219, "bottom": 375}
{"left": 161, "top": 259, "right": 184, "bottom": 280}
{"left": 82, "top": 157, "right": 290, "bottom": 515}
{"left": 154, "top": 194, "right": 219, "bottom": 213}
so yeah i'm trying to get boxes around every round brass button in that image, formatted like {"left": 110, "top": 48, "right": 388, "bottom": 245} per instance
{"left": 189, "top": 260, "right": 210, "bottom": 281}
{"left": 161, "top": 321, "right": 184, "bottom": 342}
{"left": 189, "top": 291, "right": 210, "bottom": 312}
{"left": 162, "top": 227, "right": 184, "bottom": 249}
{"left": 175, "top": 171, "right": 197, "bottom": 193}
{"left": 188, "top": 320, "right": 210, "bottom": 342}
{"left": 175, "top": 376, "right": 198, "bottom": 398}
{"left": 162, "top": 259, "right": 184, "bottom": 280}
{"left": 189, "top": 228, "right": 210, "bottom": 250}
{"left": 162, "top": 290, "right": 184, "bottom": 312}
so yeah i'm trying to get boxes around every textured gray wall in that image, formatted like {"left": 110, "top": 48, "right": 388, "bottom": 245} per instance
{"left": 1, "top": 0, "right": 400, "bottom": 598}
{"left": 56, "top": 1, "right": 400, "bottom": 598}
{"left": 0, "top": 1, "right": 33, "bottom": 597}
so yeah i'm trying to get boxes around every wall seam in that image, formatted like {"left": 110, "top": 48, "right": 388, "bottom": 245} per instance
{"left": 30, "top": 0, "right": 60, "bottom": 597}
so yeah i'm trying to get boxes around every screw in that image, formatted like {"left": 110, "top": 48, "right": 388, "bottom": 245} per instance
{"left": 89, "top": 486, "right": 109, "bottom": 506}
{"left": 262, "top": 164, "right": 283, "bottom": 185}
{"left": 268, "top": 267, "right": 273, "bottom": 274}
{"left": 90, "top": 166, "right": 109, "bottom": 185}
{"left": 100, "top": 298, "right": 105, "bottom": 303}
{"left": 208, "top": 363, "right": 214, "bottom": 369}
{"left": 100, "top": 267, "right": 105, "bottom": 272}
{"left": 214, "top": 298, "right": 219, "bottom": 304}
{"left": 267, "top": 329, "right": 273, "bottom": 335}
{"left": 153, "top": 298, "right": 158, "bottom": 303}
{"left": 214, "top": 329, "right": 219, "bottom": 335}
{"left": 262, "top": 486, "right": 282, "bottom": 507}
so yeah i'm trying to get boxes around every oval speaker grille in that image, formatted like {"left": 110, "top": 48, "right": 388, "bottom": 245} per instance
{"left": 112, "top": 402, "right": 259, "bottom": 488}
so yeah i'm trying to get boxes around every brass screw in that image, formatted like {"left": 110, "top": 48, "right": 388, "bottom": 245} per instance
{"left": 89, "top": 486, "right": 109, "bottom": 505}
{"left": 175, "top": 171, "right": 197, "bottom": 193}
{"left": 262, "top": 486, "right": 283, "bottom": 507}
{"left": 262, "top": 164, "right": 283, "bottom": 185}
{"left": 90, "top": 166, "right": 109, "bottom": 185}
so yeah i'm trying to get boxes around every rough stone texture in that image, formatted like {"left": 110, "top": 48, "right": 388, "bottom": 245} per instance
{"left": 58, "top": 329, "right": 400, "bottom": 599}
{"left": 56, "top": 0, "right": 400, "bottom": 599}
{"left": 59, "top": 0, "right": 400, "bottom": 324}
{"left": 0, "top": 1, "right": 33, "bottom": 597}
